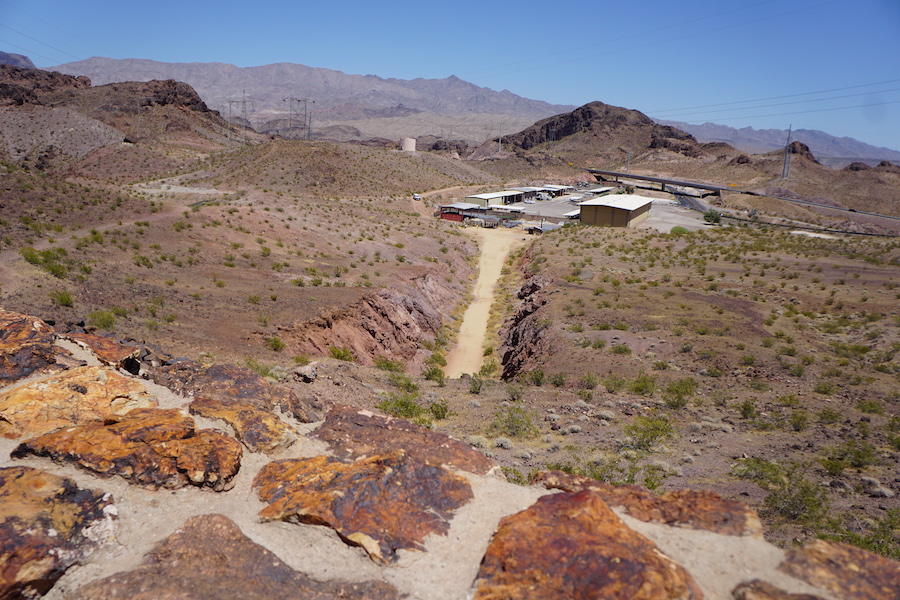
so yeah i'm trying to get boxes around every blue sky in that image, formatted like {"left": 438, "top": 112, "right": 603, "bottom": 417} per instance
{"left": 2, "top": 0, "right": 898, "bottom": 151}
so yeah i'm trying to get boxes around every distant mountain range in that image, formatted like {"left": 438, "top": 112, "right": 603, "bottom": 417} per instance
{"left": 0, "top": 51, "right": 36, "bottom": 69}
{"left": 656, "top": 120, "right": 900, "bottom": 168}
{"left": 51, "top": 58, "right": 574, "bottom": 130}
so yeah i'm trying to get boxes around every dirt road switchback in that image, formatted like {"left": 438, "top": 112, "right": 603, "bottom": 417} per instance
{"left": 445, "top": 227, "right": 530, "bottom": 378}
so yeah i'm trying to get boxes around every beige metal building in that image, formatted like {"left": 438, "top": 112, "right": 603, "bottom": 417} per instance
{"left": 578, "top": 194, "right": 653, "bottom": 227}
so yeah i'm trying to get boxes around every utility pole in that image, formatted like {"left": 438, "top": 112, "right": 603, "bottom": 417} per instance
{"left": 782, "top": 125, "right": 792, "bottom": 180}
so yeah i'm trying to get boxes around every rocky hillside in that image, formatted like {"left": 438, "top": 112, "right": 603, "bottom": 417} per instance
{"left": 2, "top": 306, "right": 899, "bottom": 600}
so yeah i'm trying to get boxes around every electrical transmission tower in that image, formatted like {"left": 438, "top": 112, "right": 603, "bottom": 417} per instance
{"left": 782, "top": 125, "right": 793, "bottom": 180}
{"left": 283, "top": 96, "right": 314, "bottom": 140}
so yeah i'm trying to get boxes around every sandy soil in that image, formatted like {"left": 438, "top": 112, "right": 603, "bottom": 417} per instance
{"left": 445, "top": 227, "right": 529, "bottom": 378}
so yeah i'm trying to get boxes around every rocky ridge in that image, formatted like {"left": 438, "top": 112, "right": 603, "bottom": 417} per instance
{"left": 1, "top": 305, "right": 898, "bottom": 599}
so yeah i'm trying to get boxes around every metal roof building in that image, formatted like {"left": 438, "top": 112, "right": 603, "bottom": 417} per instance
{"left": 578, "top": 194, "right": 653, "bottom": 227}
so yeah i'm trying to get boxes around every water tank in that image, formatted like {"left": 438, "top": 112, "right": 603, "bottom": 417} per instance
{"left": 400, "top": 137, "right": 416, "bottom": 152}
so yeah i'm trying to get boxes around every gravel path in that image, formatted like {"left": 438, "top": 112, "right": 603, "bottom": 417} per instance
{"left": 445, "top": 227, "right": 529, "bottom": 378}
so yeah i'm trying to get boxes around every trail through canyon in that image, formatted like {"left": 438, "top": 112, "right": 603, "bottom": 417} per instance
{"left": 445, "top": 227, "right": 529, "bottom": 378}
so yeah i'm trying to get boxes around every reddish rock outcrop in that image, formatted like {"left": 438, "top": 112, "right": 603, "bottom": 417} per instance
{"left": 778, "top": 539, "right": 900, "bottom": 600}
{"left": 150, "top": 359, "right": 320, "bottom": 423}
{"left": 534, "top": 470, "right": 763, "bottom": 537}
{"left": 188, "top": 397, "right": 297, "bottom": 453}
{"left": 0, "top": 309, "right": 59, "bottom": 383}
{"left": 12, "top": 408, "right": 242, "bottom": 490}
{"left": 69, "top": 514, "right": 401, "bottom": 600}
{"left": 63, "top": 332, "right": 141, "bottom": 371}
{"left": 0, "top": 466, "right": 115, "bottom": 599}
{"left": 0, "top": 365, "right": 155, "bottom": 439}
{"left": 473, "top": 490, "right": 702, "bottom": 599}
{"left": 279, "top": 272, "right": 456, "bottom": 369}
{"left": 254, "top": 450, "right": 473, "bottom": 563}
{"left": 312, "top": 403, "right": 498, "bottom": 475}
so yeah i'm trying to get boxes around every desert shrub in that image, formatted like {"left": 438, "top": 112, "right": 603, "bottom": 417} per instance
{"left": 377, "top": 392, "right": 423, "bottom": 419}
{"left": 329, "top": 346, "right": 355, "bottom": 361}
{"left": 51, "top": 289, "right": 74, "bottom": 307}
{"left": 87, "top": 310, "right": 116, "bottom": 330}
{"left": 244, "top": 357, "right": 276, "bottom": 379}
{"left": 527, "top": 369, "right": 545, "bottom": 386}
{"left": 664, "top": 377, "right": 697, "bottom": 409}
{"left": 610, "top": 343, "right": 632, "bottom": 355}
{"left": 820, "top": 509, "right": 900, "bottom": 561}
{"left": 489, "top": 405, "right": 538, "bottom": 438}
{"left": 814, "top": 382, "right": 837, "bottom": 395}
{"left": 423, "top": 366, "right": 446, "bottom": 386}
{"left": 732, "top": 459, "right": 829, "bottom": 525}
{"left": 549, "top": 373, "right": 566, "bottom": 387}
{"left": 265, "top": 336, "right": 285, "bottom": 352}
{"left": 428, "top": 399, "right": 453, "bottom": 420}
{"left": 624, "top": 415, "right": 673, "bottom": 450}
{"left": 293, "top": 354, "right": 311, "bottom": 366}
{"left": 506, "top": 384, "right": 525, "bottom": 402}
{"left": 374, "top": 355, "right": 405, "bottom": 372}
{"left": 825, "top": 439, "right": 878, "bottom": 471}
{"left": 469, "top": 376, "right": 484, "bottom": 395}
{"left": 703, "top": 210, "right": 721, "bottom": 224}
{"left": 670, "top": 226, "right": 690, "bottom": 235}
{"left": 628, "top": 372, "right": 657, "bottom": 396}
{"left": 818, "top": 408, "right": 842, "bottom": 424}
{"left": 479, "top": 359, "right": 499, "bottom": 378}
{"left": 739, "top": 399, "right": 758, "bottom": 419}
{"left": 857, "top": 400, "right": 884, "bottom": 415}
{"left": 603, "top": 374, "right": 626, "bottom": 393}
{"left": 580, "top": 374, "right": 599, "bottom": 390}
{"left": 789, "top": 410, "right": 809, "bottom": 432}
{"left": 388, "top": 372, "right": 419, "bottom": 393}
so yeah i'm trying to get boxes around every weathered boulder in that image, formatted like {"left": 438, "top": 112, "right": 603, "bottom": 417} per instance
{"left": 150, "top": 359, "right": 320, "bottom": 422}
{"left": 731, "top": 579, "right": 825, "bottom": 600}
{"left": 63, "top": 332, "right": 141, "bottom": 372}
{"left": 472, "top": 489, "right": 702, "bottom": 600}
{"left": 312, "top": 403, "right": 498, "bottom": 475}
{"left": 778, "top": 539, "right": 900, "bottom": 600}
{"left": 534, "top": 470, "right": 763, "bottom": 537}
{"left": 0, "top": 466, "right": 115, "bottom": 599}
{"left": 68, "top": 514, "right": 400, "bottom": 600}
{"left": 188, "top": 397, "right": 297, "bottom": 453}
{"left": 254, "top": 450, "right": 473, "bottom": 563}
{"left": 12, "top": 407, "right": 242, "bottom": 491}
{"left": 0, "top": 309, "right": 59, "bottom": 383}
{"left": 0, "top": 365, "right": 155, "bottom": 439}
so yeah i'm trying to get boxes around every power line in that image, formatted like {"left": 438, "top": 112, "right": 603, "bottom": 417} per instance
{"left": 661, "top": 99, "right": 900, "bottom": 124}
{"left": 647, "top": 78, "right": 900, "bottom": 116}
{"left": 650, "top": 87, "right": 900, "bottom": 120}
{"left": 0, "top": 22, "right": 83, "bottom": 62}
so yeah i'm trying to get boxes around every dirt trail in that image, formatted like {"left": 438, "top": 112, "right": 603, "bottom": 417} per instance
{"left": 445, "top": 227, "right": 529, "bottom": 378}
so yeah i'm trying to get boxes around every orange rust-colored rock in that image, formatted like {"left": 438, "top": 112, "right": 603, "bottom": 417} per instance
{"left": 0, "top": 365, "right": 156, "bottom": 439}
{"left": 69, "top": 514, "right": 401, "bottom": 600}
{"left": 778, "top": 538, "right": 900, "bottom": 600}
{"left": 12, "top": 408, "right": 242, "bottom": 491}
{"left": 63, "top": 332, "right": 140, "bottom": 369}
{"left": 312, "top": 403, "right": 498, "bottom": 475}
{"left": 473, "top": 490, "right": 703, "bottom": 600}
{"left": 0, "top": 466, "right": 115, "bottom": 599}
{"left": 534, "top": 469, "right": 763, "bottom": 538}
{"left": 150, "top": 359, "right": 320, "bottom": 422}
{"left": 254, "top": 450, "right": 473, "bottom": 563}
{"left": 731, "top": 579, "right": 825, "bottom": 600}
{"left": 0, "top": 309, "right": 59, "bottom": 383}
{"left": 188, "top": 397, "right": 297, "bottom": 453}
